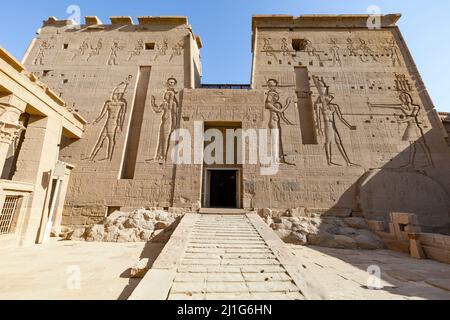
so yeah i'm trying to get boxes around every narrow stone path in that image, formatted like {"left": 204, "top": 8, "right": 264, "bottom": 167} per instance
{"left": 129, "top": 213, "right": 326, "bottom": 300}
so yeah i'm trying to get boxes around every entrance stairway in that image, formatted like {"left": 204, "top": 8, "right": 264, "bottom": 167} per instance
{"left": 129, "top": 212, "right": 327, "bottom": 300}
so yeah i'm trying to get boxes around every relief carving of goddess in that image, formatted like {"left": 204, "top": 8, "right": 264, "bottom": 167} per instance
{"left": 147, "top": 78, "right": 179, "bottom": 162}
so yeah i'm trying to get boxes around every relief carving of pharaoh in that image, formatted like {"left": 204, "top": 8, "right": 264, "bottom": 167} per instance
{"left": 368, "top": 91, "right": 433, "bottom": 168}
{"left": 312, "top": 76, "right": 358, "bottom": 167}
{"left": 84, "top": 75, "right": 132, "bottom": 162}
{"left": 33, "top": 38, "right": 54, "bottom": 65}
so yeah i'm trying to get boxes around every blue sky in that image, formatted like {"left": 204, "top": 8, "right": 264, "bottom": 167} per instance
{"left": 1, "top": 0, "right": 449, "bottom": 111}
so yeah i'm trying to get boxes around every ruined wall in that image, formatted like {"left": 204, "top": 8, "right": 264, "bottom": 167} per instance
{"left": 250, "top": 18, "right": 450, "bottom": 229}
{"left": 22, "top": 17, "right": 200, "bottom": 225}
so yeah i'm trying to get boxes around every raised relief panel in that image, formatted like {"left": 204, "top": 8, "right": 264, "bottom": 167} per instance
{"left": 86, "top": 38, "right": 103, "bottom": 62}
{"left": 292, "top": 38, "right": 325, "bottom": 67}
{"left": 264, "top": 79, "right": 296, "bottom": 165}
{"left": 394, "top": 73, "right": 412, "bottom": 92}
{"left": 127, "top": 39, "right": 144, "bottom": 61}
{"left": 346, "top": 38, "right": 378, "bottom": 63}
{"left": 147, "top": 78, "right": 179, "bottom": 163}
{"left": 312, "top": 76, "right": 358, "bottom": 167}
{"left": 262, "top": 38, "right": 279, "bottom": 64}
{"left": 107, "top": 40, "right": 124, "bottom": 65}
{"left": 84, "top": 75, "right": 133, "bottom": 162}
{"left": 33, "top": 37, "right": 55, "bottom": 65}
{"left": 383, "top": 37, "right": 402, "bottom": 67}
{"left": 154, "top": 38, "right": 169, "bottom": 61}
{"left": 170, "top": 39, "right": 185, "bottom": 62}
{"left": 71, "top": 39, "right": 89, "bottom": 61}
{"left": 329, "top": 38, "right": 342, "bottom": 67}
{"left": 368, "top": 91, "right": 433, "bottom": 168}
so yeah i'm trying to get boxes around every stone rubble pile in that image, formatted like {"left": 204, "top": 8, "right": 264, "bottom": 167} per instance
{"left": 65, "top": 208, "right": 179, "bottom": 243}
{"left": 258, "top": 208, "right": 384, "bottom": 250}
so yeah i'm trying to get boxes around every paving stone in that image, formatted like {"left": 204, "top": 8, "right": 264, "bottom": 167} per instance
{"left": 174, "top": 273, "right": 207, "bottom": 283}
{"left": 243, "top": 272, "right": 292, "bottom": 282}
{"left": 204, "top": 293, "right": 254, "bottom": 300}
{"left": 207, "top": 266, "right": 242, "bottom": 273}
{"left": 170, "top": 282, "right": 206, "bottom": 294}
{"left": 240, "top": 265, "right": 286, "bottom": 273}
{"left": 207, "top": 273, "right": 245, "bottom": 282}
{"left": 221, "top": 258, "right": 280, "bottom": 266}
{"left": 251, "top": 292, "right": 304, "bottom": 300}
{"left": 168, "top": 293, "right": 206, "bottom": 300}
{"left": 181, "top": 258, "right": 221, "bottom": 265}
{"left": 206, "top": 282, "right": 249, "bottom": 293}
{"left": 247, "top": 281, "right": 299, "bottom": 293}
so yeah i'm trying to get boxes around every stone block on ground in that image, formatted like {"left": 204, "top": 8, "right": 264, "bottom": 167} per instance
{"left": 130, "top": 258, "right": 151, "bottom": 278}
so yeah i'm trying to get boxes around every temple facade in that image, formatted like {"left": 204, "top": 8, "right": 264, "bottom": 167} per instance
{"left": 19, "top": 14, "right": 450, "bottom": 234}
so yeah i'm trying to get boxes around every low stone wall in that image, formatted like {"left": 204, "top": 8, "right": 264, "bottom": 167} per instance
{"left": 256, "top": 208, "right": 384, "bottom": 250}
{"left": 367, "top": 212, "right": 450, "bottom": 264}
{"left": 367, "top": 212, "right": 421, "bottom": 253}
{"left": 416, "top": 233, "right": 450, "bottom": 264}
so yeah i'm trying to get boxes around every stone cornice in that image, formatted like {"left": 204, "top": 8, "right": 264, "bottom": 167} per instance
{"left": 42, "top": 15, "right": 189, "bottom": 28}
{"left": 252, "top": 13, "right": 402, "bottom": 51}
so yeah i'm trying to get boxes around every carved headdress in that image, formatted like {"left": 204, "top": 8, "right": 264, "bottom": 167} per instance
{"left": 112, "top": 75, "right": 133, "bottom": 99}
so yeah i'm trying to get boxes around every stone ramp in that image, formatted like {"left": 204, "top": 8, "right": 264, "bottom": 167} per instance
{"left": 129, "top": 213, "right": 327, "bottom": 300}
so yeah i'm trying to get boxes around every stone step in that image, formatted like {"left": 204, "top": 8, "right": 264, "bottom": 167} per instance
{"left": 129, "top": 213, "right": 327, "bottom": 300}
{"left": 198, "top": 208, "right": 247, "bottom": 215}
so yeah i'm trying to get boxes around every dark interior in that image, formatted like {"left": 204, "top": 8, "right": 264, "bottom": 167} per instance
{"left": 209, "top": 170, "right": 237, "bottom": 208}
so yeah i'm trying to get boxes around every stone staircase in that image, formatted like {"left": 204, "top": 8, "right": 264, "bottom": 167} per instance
{"left": 129, "top": 212, "right": 327, "bottom": 300}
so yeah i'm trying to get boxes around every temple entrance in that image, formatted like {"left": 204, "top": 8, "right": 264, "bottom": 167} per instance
{"left": 203, "top": 169, "right": 241, "bottom": 209}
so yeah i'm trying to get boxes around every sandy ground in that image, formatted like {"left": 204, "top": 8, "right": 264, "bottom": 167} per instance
{"left": 0, "top": 239, "right": 449, "bottom": 300}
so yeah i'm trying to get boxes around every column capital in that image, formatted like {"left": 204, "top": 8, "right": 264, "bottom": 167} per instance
{"left": 0, "top": 102, "right": 25, "bottom": 144}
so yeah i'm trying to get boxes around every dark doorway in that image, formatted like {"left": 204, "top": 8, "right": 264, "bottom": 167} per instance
{"left": 209, "top": 170, "right": 238, "bottom": 208}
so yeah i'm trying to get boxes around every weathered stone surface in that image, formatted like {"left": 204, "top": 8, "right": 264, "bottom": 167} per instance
{"left": 333, "top": 235, "right": 358, "bottom": 249}
{"left": 130, "top": 258, "right": 151, "bottom": 278}
{"left": 66, "top": 227, "right": 86, "bottom": 240}
{"left": 65, "top": 208, "right": 178, "bottom": 243}
{"left": 286, "top": 207, "right": 306, "bottom": 218}
{"left": 155, "top": 221, "right": 170, "bottom": 230}
{"left": 343, "top": 217, "right": 369, "bottom": 230}
{"left": 269, "top": 214, "right": 384, "bottom": 250}
{"left": 84, "top": 224, "right": 105, "bottom": 242}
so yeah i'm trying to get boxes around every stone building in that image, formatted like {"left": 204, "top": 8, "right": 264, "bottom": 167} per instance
{"left": 20, "top": 14, "right": 450, "bottom": 234}
{"left": 0, "top": 47, "right": 85, "bottom": 246}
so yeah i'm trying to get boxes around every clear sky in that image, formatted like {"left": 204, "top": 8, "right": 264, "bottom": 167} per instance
{"left": 1, "top": 0, "right": 449, "bottom": 111}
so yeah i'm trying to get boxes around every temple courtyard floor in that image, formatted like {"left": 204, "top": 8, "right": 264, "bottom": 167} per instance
{"left": 0, "top": 239, "right": 449, "bottom": 300}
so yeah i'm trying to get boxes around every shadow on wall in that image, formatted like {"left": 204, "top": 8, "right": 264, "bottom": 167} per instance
{"left": 296, "top": 126, "right": 450, "bottom": 299}
{"left": 330, "top": 128, "right": 450, "bottom": 234}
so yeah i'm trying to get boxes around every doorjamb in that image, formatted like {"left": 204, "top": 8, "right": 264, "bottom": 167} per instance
{"left": 202, "top": 167, "right": 242, "bottom": 209}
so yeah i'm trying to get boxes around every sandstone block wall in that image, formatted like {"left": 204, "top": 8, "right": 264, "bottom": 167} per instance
{"left": 23, "top": 17, "right": 201, "bottom": 224}
{"left": 22, "top": 15, "right": 450, "bottom": 231}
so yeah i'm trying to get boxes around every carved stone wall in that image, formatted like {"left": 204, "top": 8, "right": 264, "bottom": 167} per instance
{"left": 22, "top": 15, "right": 450, "bottom": 230}
{"left": 23, "top": 18, "right": 197, "bottom": 225}
{"left": 250, "top": 24, "right": 450, "bottom": 228}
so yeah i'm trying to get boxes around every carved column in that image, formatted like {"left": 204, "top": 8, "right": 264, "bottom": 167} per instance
{"left": 0, "top": 102, "right": 25, "bottom": 172}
